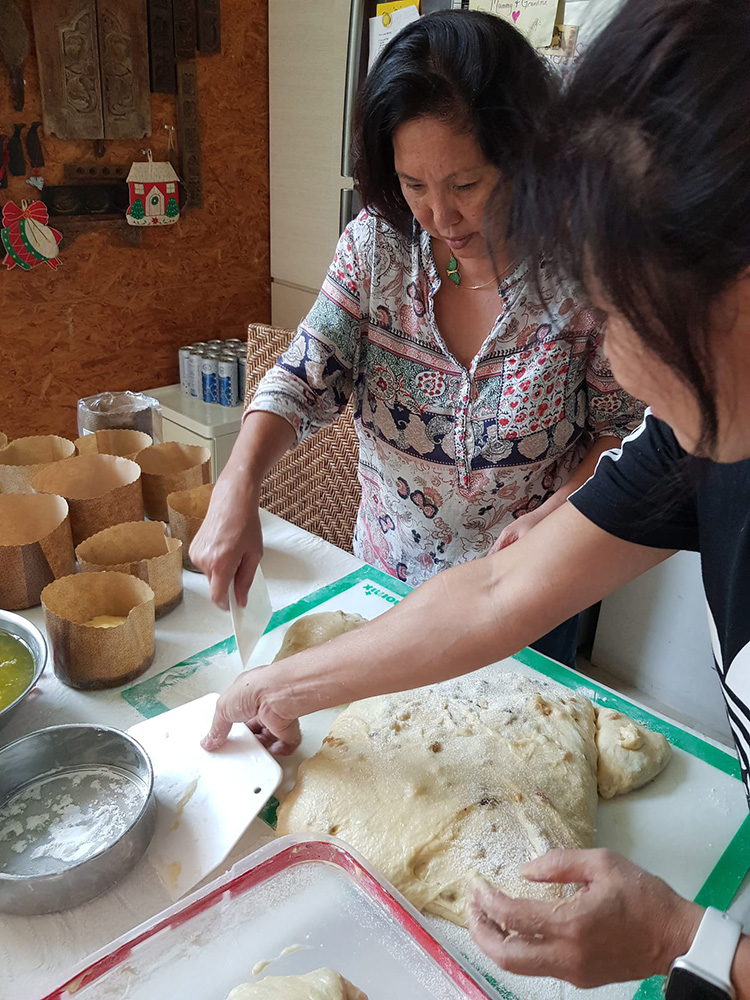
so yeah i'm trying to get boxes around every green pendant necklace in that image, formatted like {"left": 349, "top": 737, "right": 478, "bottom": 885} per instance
{"left": 446, "top": 253, "right": 461, "bottom": 286}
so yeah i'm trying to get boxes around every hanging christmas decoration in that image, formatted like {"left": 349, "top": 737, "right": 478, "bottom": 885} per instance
{"left": 1, "top": 200, "right": 62, "bottom": 271}
{"left": 8, "top": 123, "right": 25, "bottom": 176}
{"left": 25, "top": 121, "right": 44, "bottom": 190}
{"left": 126, "top": 149, "right": 180, "bottom": 227}
{"left": 0, "top": 134, "right": 8, "bottom": 189}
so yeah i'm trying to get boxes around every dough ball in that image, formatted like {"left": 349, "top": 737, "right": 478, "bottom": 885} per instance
{"left": 277, "top": 673, "right": 599, "bottom": 925}
{"left": 226, "top": 968, "right": 367, "bottom": 999}
{"left": 273, "top": 611, "right": 368, "bottom": 662}
{"left": 595, "top": 708, "right": 671, "bottom": 799}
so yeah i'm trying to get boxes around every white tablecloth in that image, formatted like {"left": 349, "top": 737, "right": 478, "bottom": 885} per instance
{"left": 1, "top": 511, "right": 362, "bottom": 1000}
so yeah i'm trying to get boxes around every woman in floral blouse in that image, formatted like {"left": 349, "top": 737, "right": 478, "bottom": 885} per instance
{"left": 191, "top": 11, "right": 643, "bottom": 666}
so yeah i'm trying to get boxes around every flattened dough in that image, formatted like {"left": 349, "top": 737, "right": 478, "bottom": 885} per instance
{"left": 273, "top": 611, "right": 368, "bottom": 662}
{"left": 277, "top": 673, "right": 599, "bottom": 925}
{"left": 595, "top": 707, "right": 671, "bottom": 798}
{"left": 226, "top": 968, "right": 368, "bottom": 1000}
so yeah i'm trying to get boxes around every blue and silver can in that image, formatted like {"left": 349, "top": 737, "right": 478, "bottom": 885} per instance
{"left": 201, "top": 355, "right": 220, "bottom": 404}
{"left": 178, "top": 346, "right": 192, "bottom": 395}
{"left": 218, "top": 354, "right": 239, "bottom": 407}
{"left": 188, "top": 349, "right": 203, "bottom": 398}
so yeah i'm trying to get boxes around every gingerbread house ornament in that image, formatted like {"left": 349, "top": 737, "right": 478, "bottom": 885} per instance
{"left": 126, "top": 151, "right": 180, "bottom": 227}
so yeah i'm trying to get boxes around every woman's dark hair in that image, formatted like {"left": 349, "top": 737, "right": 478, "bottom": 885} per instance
{"left": 353, "top": 10, "right": 553, "bottom": 237}
{"left": 506, "top": 0, "right": 750, "bottom": 452}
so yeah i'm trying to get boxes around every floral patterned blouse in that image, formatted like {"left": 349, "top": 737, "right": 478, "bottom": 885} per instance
{"left": 249, "top": 210, "right": 643, "bottom": 587}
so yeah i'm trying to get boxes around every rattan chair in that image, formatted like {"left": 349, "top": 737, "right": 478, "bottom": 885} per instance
{"left": 244, "top": 323, "right": 360, "bottom": 554}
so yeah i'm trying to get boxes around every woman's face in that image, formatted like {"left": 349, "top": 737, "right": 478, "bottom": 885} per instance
{"left": 597, "top": 277, "right": 750, "bottom": 462}
{"left": 392, "top": 116, "right": 499, "bottom": 261}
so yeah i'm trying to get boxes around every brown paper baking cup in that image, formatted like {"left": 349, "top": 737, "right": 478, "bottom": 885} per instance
{"left": 166, "top": 483, "right": 214, "bottom": 571}
{"left": 136, "top": 443, "right": 211, "bottom": 522}
{"left": 0, "top": 494, "right": 75, "bottom": 609}
{"left": 0, "top": 435, "right": 76, "bottom": 494}
{"left": 74, "top": 429, "right": 152, "bottom": 461}
{"left": 32, "top": 454, "right": 143, "bottom": 547}
{"left": 76, "top": 520, "right": 183, "bottom": 618}
{"left": 41, "top": 571, "right": 155, "bottom": 689}
{"left": 0, "top": 432, "right": 7, "bottom": 450}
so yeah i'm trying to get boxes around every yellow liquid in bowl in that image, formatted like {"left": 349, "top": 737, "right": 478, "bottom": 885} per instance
{"left": 0, "top": 630, "right": 35, "bottom": 711}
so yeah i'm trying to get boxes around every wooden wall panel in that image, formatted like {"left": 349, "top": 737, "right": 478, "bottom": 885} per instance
{"left": 0, "top": 0, "right": 269, "bottom": 441}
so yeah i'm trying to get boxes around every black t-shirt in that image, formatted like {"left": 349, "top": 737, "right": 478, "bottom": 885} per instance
{"left": 570, "top": 413, "right": 750, "bottom": 803}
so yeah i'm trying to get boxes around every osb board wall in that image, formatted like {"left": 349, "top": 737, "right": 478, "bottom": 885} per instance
{"left": 0, "top": 0, "right": 270, "bottom": 441}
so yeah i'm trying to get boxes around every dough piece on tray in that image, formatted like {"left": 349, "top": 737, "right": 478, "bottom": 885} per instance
{"left": 226, "top": 968, "right": 367, "bottom": 1000}
{"left": 276, "top": 673, "right": 599, "bottom": 925}
{"left": 595, "top": 707, "right": 671, "bottom": 798}
{"left": 273, "top": 611, "right": 368, "bottom": 662}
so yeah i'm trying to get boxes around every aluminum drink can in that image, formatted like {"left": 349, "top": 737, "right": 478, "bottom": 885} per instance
{"left": 201, "top": 355, "right": 220, "bottom": 404}
{"left": 178, "top": 346, "right": 192, "bottom": 395}
{"left": 218, "top": 354, "right": 238, "bottom": 407}
{"left": 237, "top": 355, "right": 247, "bottom": 401}
{"left": 188, "top": 349, "right": 203, "bottom": 397}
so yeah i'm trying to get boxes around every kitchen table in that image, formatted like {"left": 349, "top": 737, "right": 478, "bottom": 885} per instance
{"left": 2, "top": 510, "right": 750, "bottom": 1000}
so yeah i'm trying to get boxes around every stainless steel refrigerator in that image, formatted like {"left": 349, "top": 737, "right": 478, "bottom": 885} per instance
{"left": 268, "top": 0, "right": 460, "bottom": 328}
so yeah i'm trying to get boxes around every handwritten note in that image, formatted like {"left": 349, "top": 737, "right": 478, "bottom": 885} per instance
{"left": 468, "top": 0, "right": 559, "bottom": 48}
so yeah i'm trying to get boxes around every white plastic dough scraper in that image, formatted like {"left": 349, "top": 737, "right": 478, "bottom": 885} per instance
{"left": 229, "top": 564, "right": 273, "bottom": 669}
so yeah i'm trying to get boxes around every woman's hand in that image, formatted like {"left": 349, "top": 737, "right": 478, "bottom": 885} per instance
{"left": 189, "top": 472, "right": 263, "bottom": 610}
{"left": 201, "top": 664, "right": 302, "bottom": 755}
{"left": 467, "top": 849, "right": 702, "bottom": 987}
{"left": 491, "top": 506, "right": 548, "bottom": 553}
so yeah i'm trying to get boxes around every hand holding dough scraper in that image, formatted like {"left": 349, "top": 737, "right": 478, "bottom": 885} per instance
{"left": 228, "top": 564, "right": 273, "bottom": 669}
{"left": 129, "top": 693, "right": 282, "bottom": 901}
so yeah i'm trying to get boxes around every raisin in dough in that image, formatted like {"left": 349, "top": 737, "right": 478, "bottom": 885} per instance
{"left": 273, "top": 611, "right": 368, "bottom": 662}
{"left": 276, "top": 673, "right": 599, "bottom": 925}
{"left": 595, "top": 707, "right": 671, "bottom": 798}
{"left": 226, "top": 968, "right": 367, "bottom": 1000}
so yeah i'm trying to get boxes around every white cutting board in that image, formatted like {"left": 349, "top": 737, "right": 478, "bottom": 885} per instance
{"left": 129, "top": 694, "right": 282, "bottom": 901}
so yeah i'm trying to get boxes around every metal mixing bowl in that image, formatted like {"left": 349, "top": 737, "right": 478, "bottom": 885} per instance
{"left": 0, "top": 610, "right": 47, "bottom": 731}
{"left": 0, "top": 724, "right": 156, "bottom": 915}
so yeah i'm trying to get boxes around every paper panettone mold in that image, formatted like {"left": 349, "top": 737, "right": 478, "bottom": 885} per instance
{"left": 0, "top": 493, "right": 75, "bottom": 609}
{"left": 136, "top": 442, "right": 211, "bottom": 522}
{"left": 32, "top": 454, "right": 143, "bottom": 546}
{"left": 0, "top": 435, "right": 76, "bottom": 493}
{"left": 74, "top": 429, "right": 152, "bottom": 462}
{"left": 76, "top": 520, "right": 183, "bottom": 618}
{"left": 41, "top": 571, "right": 155, "bottom": 690}
{"left": 166, "top": 482, "right": 214, "bottom": 571}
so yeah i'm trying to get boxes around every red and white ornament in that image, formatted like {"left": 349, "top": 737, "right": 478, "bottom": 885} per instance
{"left": 1, "top": 200, "right": 62, "bottom": 271}
{"left": 126, "top": 151, "right": 180, "bottom": 227}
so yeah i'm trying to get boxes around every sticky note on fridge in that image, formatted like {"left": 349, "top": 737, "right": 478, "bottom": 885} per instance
{"left": 376, "top": 0, "right": 420, "bottom": 16}
{"left": 369, "top": 4, "right": 420, "bottom": 71}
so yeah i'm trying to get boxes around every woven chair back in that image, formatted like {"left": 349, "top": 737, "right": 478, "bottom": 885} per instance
{"left": 244, "top": 323, "right": 360, "bottom": 554}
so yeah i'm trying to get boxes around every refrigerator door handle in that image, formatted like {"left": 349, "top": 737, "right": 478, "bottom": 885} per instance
{"left": 341, "top": 0, "right": 366, "bottom": 177}
{"left": 339, "top": 188, "right": 354, "bottom": 234}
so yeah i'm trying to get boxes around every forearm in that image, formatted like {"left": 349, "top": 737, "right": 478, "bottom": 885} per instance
{"left": 220, "top": 410, "right": 297, "bottom": 497}
{"left": 260, "top": 503, "right": 672, "bottom": 719}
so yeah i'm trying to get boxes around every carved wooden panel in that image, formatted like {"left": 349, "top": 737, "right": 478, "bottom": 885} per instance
{"left": 173, "top": 0, "right": 197, "bottom": 60}
{"left": 31, "top": 0, "right": 104, "bottom": 140}
{"left": 97, "top": 0, "right": 151, "bottom": 139}
{"left": 176, "top": 59, "right": 202, "bottom": 208}
{"left": 196, "top": 0, "right": 221, "bottom": 54}
{"left": 147, "top": 0, "right": 176, "bottom": 93}
{"left": 31, "top": 0, "right": 151, "bottom": 140}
